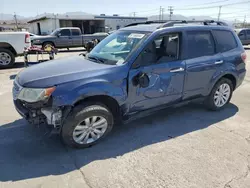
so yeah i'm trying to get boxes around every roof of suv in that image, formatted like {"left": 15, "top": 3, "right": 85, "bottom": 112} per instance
{"left": 120, "top": 20, "right": 231, "bottom": 33}
{"left": 120, "top": 24, "right": 231, "bottom": 33}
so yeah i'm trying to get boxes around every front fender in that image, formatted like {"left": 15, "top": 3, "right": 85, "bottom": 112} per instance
{"left": 52, "top": 79, "right": 127, "bottom": 107}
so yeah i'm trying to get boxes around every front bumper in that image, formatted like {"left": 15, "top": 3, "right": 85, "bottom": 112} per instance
{"left": 13, "top": 99, "right": 47, "bottom": 125}
{"left": 13, "top": 98, "right": 70, "bottom": 132}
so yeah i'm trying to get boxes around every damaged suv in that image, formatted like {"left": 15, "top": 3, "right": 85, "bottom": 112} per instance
{"left": 13, "top": 21, "right": 246, "bottom": 148}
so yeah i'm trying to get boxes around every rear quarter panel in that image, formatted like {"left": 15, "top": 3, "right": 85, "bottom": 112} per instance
{"left": 0, "top": 32, "right": 31, "bottom": 54}
{"left": 207, "top": 31, "right": 246, "bottom": 94}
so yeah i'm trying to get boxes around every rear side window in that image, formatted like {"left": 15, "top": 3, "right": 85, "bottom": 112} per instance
{"left": 72, "top": 29, "right": 80, "bottom": 36}
{"left": 60, "top": 29, "right": 70, "bottom": 36}
{"left": 213, "top": 30, "right": 237, "bottom": 52}
{"left": 186, "top": 31, "right": 215, "bottom": 59}
{"left": 238, "top": 30, "right": 245, "bottom": 37}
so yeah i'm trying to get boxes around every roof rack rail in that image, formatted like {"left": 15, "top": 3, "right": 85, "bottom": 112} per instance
{"left": 125, "top": 20, "right": 166, "bottom": 27}
{"left": 125, "top": 20, "right": 228, "bottom": 28}
{"left": 158, "top": 20, "right": 228, "bottom": 28}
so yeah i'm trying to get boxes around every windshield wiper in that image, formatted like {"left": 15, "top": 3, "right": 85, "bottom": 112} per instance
{"left": 87, "top": 56, "right": 105, "bottom": 64}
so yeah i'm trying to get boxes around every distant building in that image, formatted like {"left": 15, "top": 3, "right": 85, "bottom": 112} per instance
{"left": 0, "top": 21, "right": 29, "bottom": 32}
{"left": 27, "top": 13, "right": 147, "bottom": 35}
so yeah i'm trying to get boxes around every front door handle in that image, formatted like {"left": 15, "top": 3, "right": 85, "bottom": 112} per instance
{"left": 215, "top": 60, "right": 224, "bottom": 64}
{"left": 170, "top": 67, "right": 185, "bottom": 73}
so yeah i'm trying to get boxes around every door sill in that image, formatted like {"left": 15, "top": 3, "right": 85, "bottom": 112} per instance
{"left": 123, "top": 97, "right": 204, "bottom": 124}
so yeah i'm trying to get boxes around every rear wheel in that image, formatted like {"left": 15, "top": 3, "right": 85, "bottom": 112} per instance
{"left": 61, "top": 103, "right": 114, "bottom": 148}
{"left": 205, "top": 78, "right": 233, "bottom": 111}
{"left": 0, "top": 48, "right": 15, "bottom": 68}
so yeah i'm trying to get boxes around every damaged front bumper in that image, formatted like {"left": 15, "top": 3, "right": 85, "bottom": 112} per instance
{"left": 13, "top": 99, "right": 71, "bottom": 133}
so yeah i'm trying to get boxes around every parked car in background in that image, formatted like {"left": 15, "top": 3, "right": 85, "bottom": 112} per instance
{"left": 93, "top": 32, "right": 109, "bottom": 36}
{"left": 32, "top": 27, "right": 108, "bottom": 49}
{"left": 13, "top": 21, "right": 246, "bottom": 148}
{"left": 0, "top": 32, "right": 31, "bottom": 68}
{"left": 29, "top": 33, "right": 39, "bottom": 41}
{"left": 235, "top": 28, "right": 250, "bottom": 45}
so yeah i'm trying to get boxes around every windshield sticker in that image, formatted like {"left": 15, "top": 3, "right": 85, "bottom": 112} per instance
{"left": 128, "top": 33, "right": 145, "bottom": 39}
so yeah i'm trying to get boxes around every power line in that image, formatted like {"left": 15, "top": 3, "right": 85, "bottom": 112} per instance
{"left": 221, "top": 9, "right": 250, "bottom": 15}
{"left": 175, "top": 0, "right": 250, "bottom": 10}
{"left": 179, "top": 0, "right": 229, "bottom": 8}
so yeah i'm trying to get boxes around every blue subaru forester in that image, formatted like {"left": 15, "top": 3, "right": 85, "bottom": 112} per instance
{"left": 13, "top": 21, "right": 246, "bottom": 148}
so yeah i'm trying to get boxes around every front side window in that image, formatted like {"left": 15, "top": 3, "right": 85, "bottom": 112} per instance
{"left": 186, "top": 31, "right": 215, "bottom": 59}
{"left": 87, "top": 31, "right": 149, "bottom": 65}
{"left": 60, "top": 29, "right": 71, "bottom": 36}
{"left": 135, "top": 33, "right": 180, "bottom": 67}
{"left": 213, "top": 30, "right": 237, "bottom": 52}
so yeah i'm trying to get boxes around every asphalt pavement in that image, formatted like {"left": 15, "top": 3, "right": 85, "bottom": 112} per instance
{"left": 0, "top": 48, "right": 250, "bottom": 188}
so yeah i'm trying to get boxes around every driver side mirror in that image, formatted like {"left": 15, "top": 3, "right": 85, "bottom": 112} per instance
{"left": 57, "top": 33, "right": 61, "bottom": 37}
{"left": 132, "top": 72, "right": 150, "bottom": 88}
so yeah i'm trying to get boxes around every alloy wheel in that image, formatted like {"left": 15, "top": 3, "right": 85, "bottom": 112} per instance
{"left": 73, "top": 116, "right": 108, "bottom": 144}
{"left": 214, "top": 83, "right": 231, "bottom": 107}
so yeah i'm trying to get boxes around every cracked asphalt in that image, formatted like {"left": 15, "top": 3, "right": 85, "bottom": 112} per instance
{"left": 0, "top": 48, "right": 250, "bottom": 188}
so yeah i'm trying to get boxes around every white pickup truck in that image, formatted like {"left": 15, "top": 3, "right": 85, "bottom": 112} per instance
{"left": 0, "top": 32, "right": 31, "bottom": 68}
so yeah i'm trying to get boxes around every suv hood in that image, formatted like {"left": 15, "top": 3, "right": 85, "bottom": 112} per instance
{"left": 17, "top": 56, "right": 115, "bottom": 88}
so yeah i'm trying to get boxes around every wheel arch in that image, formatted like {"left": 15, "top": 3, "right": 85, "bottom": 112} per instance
{"left": 73, "top": 95, "right": 122, "bottom": 124}
{"left": 0, "top": 42, "right": 17, "bottom": 55}
{"left": 208, "top": 72, "right": 237, "bottom": 95}
{"left": 42, "top": 41, "right": 55, "bottom": 48}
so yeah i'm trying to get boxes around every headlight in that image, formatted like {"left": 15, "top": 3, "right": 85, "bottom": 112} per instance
{"left": 18, "top": 87, "right": 56, "bottom": 103}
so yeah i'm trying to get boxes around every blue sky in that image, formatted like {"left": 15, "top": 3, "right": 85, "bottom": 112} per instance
{"left": 1, "top": 0, "right": 250, "bottom": 21}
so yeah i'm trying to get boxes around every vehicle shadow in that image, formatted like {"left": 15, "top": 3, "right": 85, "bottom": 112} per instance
{"left": 0, "top": 103, "right": 239, "bottom": 182}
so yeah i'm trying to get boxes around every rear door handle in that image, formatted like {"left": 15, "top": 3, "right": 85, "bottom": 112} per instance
{"left": 170, "top": 67, "right": 185, "bottom": 73}
{"left": 215, "top": 60, "right": 224, "bottom": 64}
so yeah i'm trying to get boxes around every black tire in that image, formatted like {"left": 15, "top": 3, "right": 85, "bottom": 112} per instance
{"left": 0, "top": 48, "right": 15, "bottom": 68}
{"left": 42, "top": 42, "right": 55, "bottom": 50}
{"left": 61, "top": 103, "right": 114, "bottom": 148}
{"left": 205, "top": 78, "right": 233, "bottom": 111}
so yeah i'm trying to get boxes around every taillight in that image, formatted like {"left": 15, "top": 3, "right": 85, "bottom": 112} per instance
{"left": 241, "top": 52, "right": 247, "bottom": 63}
{"left": 25, "top": 33, "right": 30, "bottom": 43}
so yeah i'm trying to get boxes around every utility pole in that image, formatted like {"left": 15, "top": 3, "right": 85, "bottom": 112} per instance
{"left": 168, "top": 6, "right": 174, "bottom": 21}
{"left": 133, "top": 12, "right": 136, "bottom": 17}
{"left": 13, "top": 12, "right": 19, "bottom": 30}
{"left": 161, "top": 8, "right": 165, "bottom": 21}
{"left": 243, "top": 15, "right": 246, "bottom": 27}
{"left": 217, "top": 6, "right": 222, "bottom": 21}
{"left": 159, "top": 6, "right": 162, "bottom": 21}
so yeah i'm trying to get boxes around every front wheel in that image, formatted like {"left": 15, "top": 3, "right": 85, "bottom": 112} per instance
{"left": 205, "top": 78, "right": 233, "bottom": 111}
{"left": 0, "top": 48, "right": 15, "bottom": 68}
{"left": 61, "top": 103, "right": 114, "bottom": 148}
